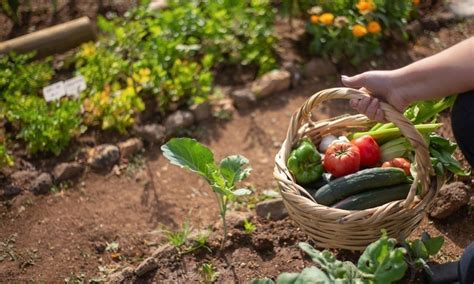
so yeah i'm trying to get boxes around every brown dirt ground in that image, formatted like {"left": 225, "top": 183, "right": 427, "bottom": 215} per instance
{"left": 0, "top": 8, "right": 473, "bottom": 284}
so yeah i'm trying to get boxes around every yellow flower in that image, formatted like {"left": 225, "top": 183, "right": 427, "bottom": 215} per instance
{"left": 334, "top": 16, "right": 349, "bottom": 28}
{"left": 81, "top": 42, "right": 96, "bottom": 57}
{"left": 412, "top": 0, "right": 420, "bottom": 5}
{"left": 367, "top": 21, "right": 381, "bottom": 34}
{"left": 356, "top": 0, "right": 375, "bottom": 14}
{"left": 352, "top": 24, "right": 368, "bottom": 37}
{"left": 310, "top": 15, "right": 319, "bottom": 24}
{"left": 132, "top": 68, "right": 151, "bottom": 85}
{"left": 319, "top": 13, "right": 334, "bottom": 25}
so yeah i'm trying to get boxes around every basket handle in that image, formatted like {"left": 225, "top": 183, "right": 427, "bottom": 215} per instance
{"left": 285, "top": 87, "right": 433, "bottom": 207}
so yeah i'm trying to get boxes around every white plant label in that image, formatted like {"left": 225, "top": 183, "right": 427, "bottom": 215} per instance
{"left": 64, "top": 75, "right": 86, "bottom": 98}
{"left": 42, "top": 75, "right": 87, "bottom": 102}
{"left": 43, "top": 81, "right": 66, "bottom": 102}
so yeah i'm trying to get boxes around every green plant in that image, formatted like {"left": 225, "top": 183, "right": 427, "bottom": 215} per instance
{"left": 243, "top": 219, "right": 256, "bottom": 234}
{"left": 163, "top": 220, "right": 192, "bottom": 248}
{"left": 252, "top": 230, "right": 407, "bottom": 283}
{"left": 402, "top": 232, "right": 444, "bottom": 278}
{"left": 291, "top": 0, "right": 419, "bottom": 64}
{"left": 200, "top": 262, "right": 219, "bottom": 283}
{"left": 161, "top": 138, "right": 252, "bottom": 248}
{"left": 162, "top": 220, "right": 211, "bottom": 254}
{"left": 5, "top": 95, "right": 83, "bottom": 155}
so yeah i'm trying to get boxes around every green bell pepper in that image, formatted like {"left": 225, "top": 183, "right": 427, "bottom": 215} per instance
{"left": 287, "top": 138, "right": 323, "bottom": 185}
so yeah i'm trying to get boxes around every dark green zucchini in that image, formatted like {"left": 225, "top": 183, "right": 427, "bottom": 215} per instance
{"left": 313, "top": 168, "right": 409, "bottom": 205}
{"left": 331, "top": 183, "right": 411, "bottom": 210}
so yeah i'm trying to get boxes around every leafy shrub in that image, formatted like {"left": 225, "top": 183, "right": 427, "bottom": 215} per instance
{"left": 1, "top": 53, "right": 82, "bottom": 155}
{"left": 5, "top": 94, "right": 82, "bottom": 155}
{"left": 284, "top": 0, "right": 418, "bottom": 64}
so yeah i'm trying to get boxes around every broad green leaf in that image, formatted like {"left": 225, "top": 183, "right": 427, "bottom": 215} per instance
{"left": 423, "top": 236, "right": 444, "bottom": 256}
{"left": 276, "top": 267, "right": 330, "bottom": 284}
{"left": 233, "top": 188, "right": 252, "bottom": 196}
{"left": 358, "top": 233, "right": 407, "bottom": 284}
{"left": 161, "top": 138, "right": 216, "bottom": 180}
{"left": 410, "top": 239, "right": 428, "bottom": 259}
{"left": 250, "top": 278, "right": 274, "bottom": 284}
{"left": 219, "top": 155, "right": 252, "bottom": 186}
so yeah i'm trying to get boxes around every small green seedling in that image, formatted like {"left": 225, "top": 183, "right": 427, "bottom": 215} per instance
{"left": 200, "top": 262, "right": 219, "bottom": 283}
{"left": 402, "top": 232, "right": 444, "bottom": 276}
{"left": 251, "top": 230, "right": 407, "bottom": 284}
{"left": 163, "top": 220, "right": 192, "bottom": 249}
{"left": 162, "top": 138, "right": 252, "bottom": 249}
{"left": 243, "top": 219, "right": 256, "bottom": 234}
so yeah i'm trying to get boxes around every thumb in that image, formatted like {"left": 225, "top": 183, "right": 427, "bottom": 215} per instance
{"left": 341, "top": 74, "right": 367, "bottom": 89}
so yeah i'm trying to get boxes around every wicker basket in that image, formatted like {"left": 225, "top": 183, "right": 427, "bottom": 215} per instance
{"left": 274, "top": 87, "right": 442, "bottom": 251}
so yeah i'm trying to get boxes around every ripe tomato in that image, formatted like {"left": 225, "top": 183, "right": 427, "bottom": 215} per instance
{"left": 382, "top": 157, "right": 411, "bottom": 176}
{"left": 323, "top": 142, "right": 360, "bottom": 177}
{"left": 351, "top": 135, "right": 380, "bottom": 167}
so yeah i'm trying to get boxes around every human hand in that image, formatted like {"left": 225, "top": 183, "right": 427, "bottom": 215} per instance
{"left": 341, "top": 71, "right": 410, "bottom": 122}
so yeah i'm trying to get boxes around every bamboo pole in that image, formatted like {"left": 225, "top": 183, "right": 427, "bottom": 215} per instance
{"left": 0, "top": 17, "right": 96, "bottom": 58}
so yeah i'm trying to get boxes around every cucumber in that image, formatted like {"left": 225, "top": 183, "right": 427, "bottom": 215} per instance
{"left": 313, "top": 168, "right": 409, "bottom": 206}
{"left": 302, "top": 173, "right": 333, "bottom": 196}
{"left": 331, "top": 183, "right": 411, "bottom": 210}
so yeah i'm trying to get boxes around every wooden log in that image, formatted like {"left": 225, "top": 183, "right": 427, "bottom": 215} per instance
{"left": 0, "top": 17, "right": 96, "bottom": 58}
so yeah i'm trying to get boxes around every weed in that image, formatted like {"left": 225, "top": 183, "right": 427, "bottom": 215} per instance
{"left": 243, "top": 219, "right": 256, "bottom": 234}
{"left": 163, "top": 220, "right": 191, "bottom": 249}
{"left": 200, "top": 262, "right": 219, "bottom": 283}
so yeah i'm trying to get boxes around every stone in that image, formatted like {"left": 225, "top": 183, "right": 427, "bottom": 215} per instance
{"left": 230, "top": 88, "right": 257, "bottom": 109}
{"left": 134, "top": 257, "right": 158, "bottom": 277}
{"left": 87, "top": 144, "right": 120, "bottom": 172}
{"left": 450, "top": 0, "right": 474, "bottom": 18}
{"left": 107, "top": 267, "right": 134, "bottom": 284}
{"left": 189, "top": 102, "right": 212, "bottom": 122}
{"left": 10, "top": 170, "right": 39, "bottom": 190}
{"left": 148, "top": 0, "right": 168, "bottom": 11}
{"left": 52, "top": 162, "right": 85, "bottom": 183}
{"left": 1, "top": 185, "right": 22, "bottom": 198}
{"left": 429, "top": 182, "right": 470, "bottom": 219}
{"left": 133, "top": 124, "right": 166, "bottom": 144}
{"left": 164, "top": 110, "right": 195, "bottom": 131}
{"left": 303, "top": 58, "right": 337, "bottom": 78}
{"left": 282, "top": 61, "right": 302, "bottom": 87}
{"left": 255, "top": 199, "right": 288, "bottom": 221}
{"left": 31, "top": 173, "right": 53, "bottom": 195}
{"left": 118, "top": 138, "right": 143, "bottom": 159}
{"left": 251, "top": 69, "right": 291, "bottom": 98}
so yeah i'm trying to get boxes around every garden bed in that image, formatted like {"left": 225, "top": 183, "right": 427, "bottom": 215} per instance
{"left": 0, "top": 1, "right": 473, "bottom": 282}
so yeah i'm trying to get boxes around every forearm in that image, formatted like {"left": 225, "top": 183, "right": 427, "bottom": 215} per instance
{"left": 392, "top": 37, "right": 474, "bottom": 103}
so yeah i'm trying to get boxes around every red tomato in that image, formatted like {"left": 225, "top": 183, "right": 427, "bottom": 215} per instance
{"left": 323, "top": 142, "right": 360, "bottom": 177}
{"left": 382, "top": 157, "right": 411, "bottom": 176}
{"left": 351, "top": 135, "right": 380, "bottom": 167}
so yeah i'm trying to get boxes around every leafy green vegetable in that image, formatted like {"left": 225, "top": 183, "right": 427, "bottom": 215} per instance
{"left": 429, "top": 133, "right": 469, "bottom": 177}
{"left": 403, "top": 232, "right": 445, "bottom": 276}
{"left": 161, "top": 138, "right": 252, "bottom": 248}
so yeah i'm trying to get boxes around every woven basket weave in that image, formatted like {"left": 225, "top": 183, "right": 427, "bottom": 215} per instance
{"left": 274, "top": 88, "right": 442, "bottom": 251}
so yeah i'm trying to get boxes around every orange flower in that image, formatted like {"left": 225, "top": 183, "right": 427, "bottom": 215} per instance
{"left": 310, "top": 15, "right": 319, "bottom": 24}
{"left": 352, "top": 24, "right": 368, "bottom": 37}
{"left": 356, "top": 0, "right": 375, "bottom": 14}
{"left": 319, "top": 13, "right": 334, "bottom": 25}
{"left": 412, "top": 0, "right": 420, "bottom": 5}
{"left": 367, "top": 21, "right": 381, "bottom": 33}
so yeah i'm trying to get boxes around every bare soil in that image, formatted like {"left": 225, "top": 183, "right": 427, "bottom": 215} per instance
{"left": 0, "top": 4, "right": 473, "bottom": 283}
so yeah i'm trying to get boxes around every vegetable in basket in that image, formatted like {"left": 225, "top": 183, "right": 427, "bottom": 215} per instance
{"left": 323, "top": 142, "right": 360, "bottom": 177}
{"left": 287, "top": 138, "right": 323, "bottom": 185}
{"left": 351, "top": 134, "right": 380, "bottom": 167}
{"left": 382, "top": 157, "right": 411, "bottom": 176}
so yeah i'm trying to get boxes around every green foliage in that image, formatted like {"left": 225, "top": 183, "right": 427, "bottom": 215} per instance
{"left": 0, "top": 53, "right": 82, "bottom": 155}
{"left": 200, "top": 262, "right": 219, "bottom": 283}
{"left": 403, "top": 232, "right": 444, "bottom": 275}
{"left": 287, "top": 0, "right": 418, "bottom": 64}
{"left": 243, "top": 219, "right": 256, "bottom": 234}
{"left": 0, "top": 143, "right": 13, "bottom": 168}
{"left": 5, "top": 95, "right": 83, "bottom": 155}
{"left": 251, "top": 231, "right": 407, "bottom": 283}
{"left": 429, "top": 133, "right": 469, "bottom": 177}
{"left": 164, "top": 220, "right": 192, "bottom": 248}
{"left": 161, "top": 138, "right": 252, "bottom": 248}
{"left": 162, "top": 219, "right": 211, "bottom": 254}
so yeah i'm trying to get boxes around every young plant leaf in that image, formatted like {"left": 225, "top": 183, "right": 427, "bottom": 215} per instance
{"left": 161, "top": 138, "right": 217, "bottom": 180}
{"left": 410, "top": 239, "right": 429, "bottom": 259}
{"left": 423, "top": 236, "right": 444, "bottom": 256}
{"left": 276, "top": 267, "right": 331, "bottom": 283}
{"left": 249, "top": 279, "right": 274, "bottom": 284}
{"left": 219, "top": 155, "right": 252, "bottom": 186}
{"left": 358, "top": 232, "right": 407, "bottom": 284}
